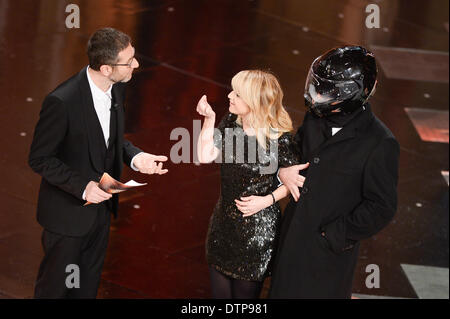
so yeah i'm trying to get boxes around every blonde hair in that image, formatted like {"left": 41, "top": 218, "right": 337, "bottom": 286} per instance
{"left": 231, "top": 70, "right": 293, "bottom": 148}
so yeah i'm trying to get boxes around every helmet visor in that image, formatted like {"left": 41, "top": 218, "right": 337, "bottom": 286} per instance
{"left": 304, "top": 69, "right": 360, "bottom": 105}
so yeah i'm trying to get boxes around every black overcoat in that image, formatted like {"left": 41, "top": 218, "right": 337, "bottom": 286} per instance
{"left": 270, "top": 106, "right": 400, "bottom": 298}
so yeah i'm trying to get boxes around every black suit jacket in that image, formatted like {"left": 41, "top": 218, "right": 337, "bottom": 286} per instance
{"left": 29, "top": 67, "right": 142, "bottom": 236}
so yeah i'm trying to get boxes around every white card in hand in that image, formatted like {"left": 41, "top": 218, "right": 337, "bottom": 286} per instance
{"left": 124, "top": 180, "right": 147, "bottom": 187}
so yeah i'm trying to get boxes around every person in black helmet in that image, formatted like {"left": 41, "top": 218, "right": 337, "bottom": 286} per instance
{"left": 269, "top": 45, "right": 400, "bottom": 299}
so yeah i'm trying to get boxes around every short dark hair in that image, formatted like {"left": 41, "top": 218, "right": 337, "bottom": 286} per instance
{"left": 87, "top": 28, "right": 131, "bottom": 70}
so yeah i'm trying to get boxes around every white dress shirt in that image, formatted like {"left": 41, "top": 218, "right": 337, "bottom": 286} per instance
{"left": 83, "top": 67, "right": 142, "bottom": 200}
{"left": 86, "top": 66, "right": 112, "bottom": 147}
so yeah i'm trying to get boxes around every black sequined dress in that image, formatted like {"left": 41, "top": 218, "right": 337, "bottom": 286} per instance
{"left": 206, "top": 113, "right": 299, "bottom": 282}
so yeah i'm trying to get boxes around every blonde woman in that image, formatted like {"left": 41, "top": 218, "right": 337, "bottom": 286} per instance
{"left": 196, "top": 70, "right": 305, "bottom": 298}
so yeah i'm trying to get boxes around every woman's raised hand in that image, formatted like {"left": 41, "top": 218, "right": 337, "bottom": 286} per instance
{"left": 196, "top": 95, "right": 215, "bottom": 118}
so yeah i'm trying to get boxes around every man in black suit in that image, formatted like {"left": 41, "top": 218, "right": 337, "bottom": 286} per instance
{"left": 29, "top": 28, "right": 168, "bottom": 298}
{"left": 270, "top": 46, "right": 400, "bottom": 298}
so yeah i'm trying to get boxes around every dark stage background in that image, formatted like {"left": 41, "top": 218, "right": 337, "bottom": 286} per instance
{"left": 0, "top": 0, "right": 448, "bottom": 299}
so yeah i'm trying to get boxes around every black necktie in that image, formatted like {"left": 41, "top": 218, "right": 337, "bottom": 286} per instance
{"left": 108, "top": 103, "right": 118, "bottom": 148}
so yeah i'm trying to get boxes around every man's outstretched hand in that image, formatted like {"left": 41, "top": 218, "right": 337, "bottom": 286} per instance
{"left": 133, "top": 153, "right": 169, "bottom": 175}
{"left": 279, "top": 162, "right": 309, "bottom": 201}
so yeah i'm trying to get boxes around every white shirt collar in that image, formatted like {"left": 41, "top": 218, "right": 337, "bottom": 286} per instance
{"left": 331, "top": 127, "right": 342, "bottom": 136}
{"left": 86, "top": 66, "right": 112, "bottom": 100}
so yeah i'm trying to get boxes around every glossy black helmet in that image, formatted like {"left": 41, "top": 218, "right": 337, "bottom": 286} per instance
{"left": 304, "top": 45, "right": 378, "bottom": 117}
